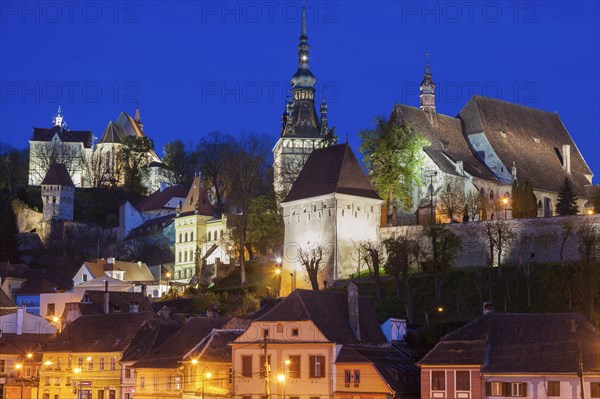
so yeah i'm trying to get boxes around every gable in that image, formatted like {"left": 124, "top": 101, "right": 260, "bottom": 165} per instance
{"left": 234, "top": 320, "right": 330, "bottom": 343}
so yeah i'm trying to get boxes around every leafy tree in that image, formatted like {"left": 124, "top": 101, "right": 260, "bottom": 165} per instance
{"left": 556, "top": 177, "right": 579, "bottom": 216}
{"left": 297, "top": 244, "right": 326, "bottom": 291}
{"left": 360, "top": 117, "right": 429, "bottom": 226}
{"left": 0, "top": 143, "right": 28, "bottom": 192}
{"left": 382, "top": 235, "right": 418, "bottom": 322}
{"left": 162, "top": 140, "right": 196, "bottom": 187}
{"left": 0, "top": 200, "right": 21, "bottom": 262}
{"left": 438, "top": 177, "right": 466, "bottom": 222}
{"left": 197, "top": 132, "right": 235, "bottom": 215}
{"left": 577, "top": 221, "right": 599, "bottom": 322}
{"left": 422, "top": 224, "right": 462, "bottom": 305}
{"left": 511, "top": 179, "right": 538, "bottom": 218}
{"left": 357, "top": 240, "right": 384, "bottom": 300}
{"left": 247, "top": 194, "right": 284, "bottom": 256}
{"left": 118, "top": 136, "right": 155, "bottom": 195}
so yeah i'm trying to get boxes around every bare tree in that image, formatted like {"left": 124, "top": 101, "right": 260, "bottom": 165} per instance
{"left": 30, "top": 141, "right": 83, "bottom": 184}
{"left": 464, "top": 190, "right": 480, "bottom": 222}
{"left": 515, "top": 233, "right": 534, "bottom": 308}
{"left": 559, "top": 218, "right": 576, "bottom": 267}
{"left": 438, "top": 177, "right": 466, "bottom": 222}
{"left": 422, "top": 224, "right": 462, "bottom": 305}
{"left": 197, "top": 132, "right": 235, "bottom": 215}
{"left": 357, "top": 240, "right": 384, "bottom": 300}
{"left": 297, "top": 244, "right": 325, "bottom": 291}
{"left": 481, "top": 220, "right": 516, "bottom": 302}
{"left": 275, "top": 154, "right": 309, "bottom": 201}
{"left": 577, "top": 221, "right": 599, "bottom": 322}
{"left": 82, "top": 149, "right": 113, "bottom": 188}
{"left": 227, "top": 134, "right": 271, "bottom": 285}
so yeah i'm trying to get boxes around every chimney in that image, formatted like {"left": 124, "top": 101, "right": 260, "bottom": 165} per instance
{"left": 348, "top": 282, "right": 360, "bottom": 342}
{"left": 107, "top": 257, "right": 115, "bottom": 264}
{"left": 562, "top": 145, "right": 571, "bottom": 174}
{"left": 16, "top": 306, "right": 24, "bottom": 335}
{"left": 129, "top": 301, "right": 139, "bottom": 313}
{"left": 511, "top": 161, "right": 517, "bottom": 180}
{"left": 103, "top": 280, "right": 109, "bottom": 314}
{"left": 483, "top": 301, "right": 494, "bottom": 315}
{"left": 137, "top": 261, "right": 142, "bottom": 267}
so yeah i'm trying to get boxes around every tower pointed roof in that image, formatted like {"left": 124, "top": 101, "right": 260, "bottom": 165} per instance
{"left": 134, "top": 104, "right": 144, "bottom": 132}
{"left": 283, "top": 144, "right": 381, "bottom": 203}
{"left": 41, "top": 163, "right": 74, "bottom": 187}
{"left": 181, "top": 175, "right": 214, "bottom": 215}
{"left": 420, "top": 52, "right": 435, "bottom": 94}
{"left": 290, "top": 6, "right": 316, "bottom": 89}
{"left": 97, "top": 121, "right": 127, "bottom": 144}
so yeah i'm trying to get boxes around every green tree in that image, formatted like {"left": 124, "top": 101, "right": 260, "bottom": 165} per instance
{"left": 247, "top": 194, "right": 284, "bottom": 256}
{"left": 422, "top": 224, "right": 462, "bottom": 305}
{"left": 512, "top": 179, "right": 538, "bottom": 218}
{"left": 382, "top": 235, "right": 417, "bottom": 322}
{"left": 162, "top": 140, "right": 195, "bottom": 187}
{"left": 556, "top": 177, "right": 579, "bottom": 216}
{"left": 0, "top": 200, "right": 21, "bottom": 262}
{"left": 118, "top": 136, "right": 154, "bottom": 195}
{"left": 360, "top": 117, "right": 429, "bottom": 226}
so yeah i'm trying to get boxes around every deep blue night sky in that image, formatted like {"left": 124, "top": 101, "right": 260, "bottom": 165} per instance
{"left": 1, "top": 1, "right": 599, "bottom": 181}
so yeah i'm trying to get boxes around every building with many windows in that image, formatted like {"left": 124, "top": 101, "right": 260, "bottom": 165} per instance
{"left": 418, "top": 312, "right": 600, "bottom": 399}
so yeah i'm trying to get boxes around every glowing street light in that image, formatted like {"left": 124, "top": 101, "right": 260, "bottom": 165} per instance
{"left": 202, "top": 370, "right": 212, "bottom": 399}
{"left": 502, "top": 194, "right": 510, "bottom": 219}
{"left": 15, "top": 363, "right": 22, "bottom": 370}
{"left": 191, "top": 359, "right": 198, "bottom": 365}
{"left": 26, "top": 353, "right": 33, "bottom": 359}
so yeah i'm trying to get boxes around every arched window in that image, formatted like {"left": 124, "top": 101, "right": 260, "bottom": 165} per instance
{"left": 208, "top": 231, "right": 212, "bottom": 241}
{"left": 190, "top": 232, "right": 194, "bottom": 241}
{"left": 184, "top": 252, "right": 188, "bottom": 262}
{"left": 185, "top": 232, "right": 188, "bottom": 242}
{"left": 179, "top": 233, "right": 182, "bottom": 243}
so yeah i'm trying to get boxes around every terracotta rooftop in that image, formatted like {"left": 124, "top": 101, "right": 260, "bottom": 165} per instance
{"left": 134, "top": 185, "right": 187, "bottom": 213}
{"left": 82, "top": 259, "right": 155, "bottom": 282}
{"left": 257, "top": 289, "right": 387, "bottom": 346}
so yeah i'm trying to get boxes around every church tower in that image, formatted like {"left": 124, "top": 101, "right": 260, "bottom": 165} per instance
{"left": 273, "top": 7, "right": 332, "bottom": 201}
{"left": 419, "top": 53, "right": 436, "bottom": 115}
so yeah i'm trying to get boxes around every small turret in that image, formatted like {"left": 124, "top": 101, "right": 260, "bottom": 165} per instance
{"left": 134, "top": 104, "right": 144, "bottom": 132}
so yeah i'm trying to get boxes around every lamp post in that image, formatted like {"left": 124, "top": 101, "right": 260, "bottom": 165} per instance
{"left": 73, "top": 367, "right": 81, "bottom": 399}
{"left": 424, "top": 170, "right": 438, "bottom": 224}
{"left": 277, "top": 374, "right": 285, "bottom": 399}
{"left": 201, "top": 370, "right": 211, "bottom": 399}
{"left": 165, "top": 272, "right": 171, "bottom": 298}
{"left": 274, "top": 257, "right": 282, "bottom": 296}
{"left": 502, "top": 194, "right": 509, "bottom": 219}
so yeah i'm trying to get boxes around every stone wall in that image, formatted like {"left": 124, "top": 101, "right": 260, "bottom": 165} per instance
{"left": 380, "top": 215, "right": 600, "bottom": 267}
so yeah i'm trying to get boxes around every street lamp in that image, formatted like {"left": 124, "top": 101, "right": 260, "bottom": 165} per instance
{"left": 274, "top": 257, "right": 282, "bottom": 296}
{"left": 165, "top": 272, "right": 171, "bottom": 298}
{"left": 277, "top": 373, "right": 286, "bottom": 399}
{"left": 73, "top": 367, "right": 81, "bottom": 399}
{"left": 201, "top": 370, "right": 211, "bottom": 399}
{"left": 502, "top": 194, "right": 510, "bottom": 219}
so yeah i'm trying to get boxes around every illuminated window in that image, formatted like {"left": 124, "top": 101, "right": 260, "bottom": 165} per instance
{"left": 140, "top": 376, "right": 145, "bottom": 389}
{"left": 99, "top": 357, "right": 105, "bottom": 371}
{"left": 511, "top": 382, "right": 526, "bottom": 397}
{"left": 110, "top": 357, "right": 116, "bottom": 371}
{"left": 288, "top": 356, "right": 301, "bottom": 379}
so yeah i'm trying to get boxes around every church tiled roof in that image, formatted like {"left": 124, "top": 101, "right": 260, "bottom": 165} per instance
{"left": 459, "top": 95, "right": 592, "bottom": 196}
{"left": 41, "top": 163, "right": 75, "bottom": 186}
{"left": 257, "top": 289, "right": 387, "bottom": 346}
{"left": 391, "top": 104, "right": 496, "bottom": 181}
{"left": 283, "top": 144, "right": 382, "bottom": 203}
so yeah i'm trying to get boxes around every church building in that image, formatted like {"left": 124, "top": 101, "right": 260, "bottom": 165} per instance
{"left": 272, "top": 7, "right": 333, "bottom": 200}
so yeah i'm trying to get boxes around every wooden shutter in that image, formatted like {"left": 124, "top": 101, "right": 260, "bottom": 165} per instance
{"left": 504, "top": 382, "right": 511, "bottom": 396}
{"left": 242, "top": 355, "right": 252, "bottom": 377}
{"left": 522, "top": 383, "right": 528, "bottom": 397}
{"left": 485, "top": 382, "right": 491, "bottom": 396}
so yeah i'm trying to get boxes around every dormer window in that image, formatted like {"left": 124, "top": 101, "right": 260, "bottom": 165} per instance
{"left": 533, "top": 137, "right": 541, "bottom": 143}
{"left": 500, "top": 130, "right": 507, "bottom": 138}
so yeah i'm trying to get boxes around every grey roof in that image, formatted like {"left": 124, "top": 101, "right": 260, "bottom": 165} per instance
{"left": 0, "top": 287, "right": 17, "bottom": 309}
{"left": 31, "top": 126, "right": 93, "bottom": 148}
{"left": 458, "top": 95, "right": 592, "bottom": 196}
{"left": 132, "top": 317, "right": 231, "bottom": 368}
{"left": 391, "top": 104, "right": 496, "bottom": 181}
{"left": 41, "top": 163, "right": 75, "bottom": 186}
{"left": 44, "top": 311, "right": 159, "bottom": 353}
{"left": 75, "top": 291, "right": 153, "bottom": 315}
{"left": 418, "top": 312, "right": 600, "bottom": 373}
{"left": 186, "top": 329, "right": 244, "bottom": 363}
{"left": 257, "top": 289, "right": 387, "bottom": 346}
{"left": 283, "top": 144, "right": 382, "bottom": 203}
{"left": 97, "top": 121, "right": 127, "bottom": 144}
